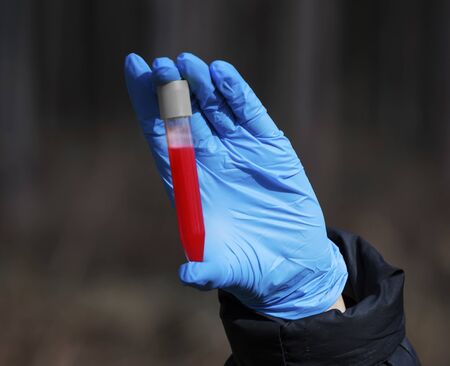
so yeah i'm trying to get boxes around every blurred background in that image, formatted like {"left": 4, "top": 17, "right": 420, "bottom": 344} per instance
{"left": 1, "top": 0, "right": 449, "bottom": 365}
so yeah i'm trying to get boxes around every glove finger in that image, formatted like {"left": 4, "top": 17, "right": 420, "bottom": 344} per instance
{"left": 124, "top": 53, "right": 166, "bottom": 143}
{"left": 151, "top": 56, "right": 182, "bottom": 85}
{"left": 176, "top": 53, "right": 236, "bottom": 137}
{"left": 124, "top": 53, "right": 172, "bottom": 192}
{"left": 152, "top": 56, "right": 214, "bottom": 144}
{"left": 210, "top": 60, "right": 281, "bottom": 138}
{"left": 178, "top": 261, "right": 231, "bottom": 291}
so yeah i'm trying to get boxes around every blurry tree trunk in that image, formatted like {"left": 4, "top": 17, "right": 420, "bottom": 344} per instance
{"left": 0, "top": 0, "right": 37, "bottom": 236}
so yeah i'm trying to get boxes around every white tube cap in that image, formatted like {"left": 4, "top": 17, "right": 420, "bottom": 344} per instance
{"left": 156, "top": 80, "right": 192, "bottom": 119}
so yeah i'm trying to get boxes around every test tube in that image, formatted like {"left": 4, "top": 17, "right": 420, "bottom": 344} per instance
{"left": 157, "top": 80, "right": 205, "bottom": 262}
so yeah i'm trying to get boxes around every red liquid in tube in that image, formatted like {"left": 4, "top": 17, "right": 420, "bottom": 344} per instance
{"left": 165, "top": 117, "right": 205, "bottom": 262}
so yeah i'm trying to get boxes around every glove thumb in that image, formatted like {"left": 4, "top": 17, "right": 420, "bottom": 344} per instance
{"left": 178, "top": 261, "right": 231, "bottom": 290}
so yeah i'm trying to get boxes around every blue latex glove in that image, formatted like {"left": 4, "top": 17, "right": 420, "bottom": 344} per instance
{"left": 124, "top": 52, "right": 348, "bottom": 320}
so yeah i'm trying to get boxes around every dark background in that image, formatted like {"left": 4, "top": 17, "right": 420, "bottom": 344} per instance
{"left": 1, "top": 0, "right": 449, "bottom": 365}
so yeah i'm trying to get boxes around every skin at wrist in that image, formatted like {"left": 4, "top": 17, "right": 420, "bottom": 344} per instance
{"left": 328, "top": 294, "right": 346, "bottom": 313}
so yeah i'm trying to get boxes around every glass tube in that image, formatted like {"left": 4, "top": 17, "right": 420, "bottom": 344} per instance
{"left": 165, "top": 116, "right": 205, "bottom": 262}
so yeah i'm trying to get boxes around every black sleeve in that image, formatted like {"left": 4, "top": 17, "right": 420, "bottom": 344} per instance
{"left": 218, "top": 228, "right": 421, "bottom": 366}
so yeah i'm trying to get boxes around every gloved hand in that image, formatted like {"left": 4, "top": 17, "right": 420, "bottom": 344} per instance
{"left": 124, "top": 52, "right": 347, "bottom": 320}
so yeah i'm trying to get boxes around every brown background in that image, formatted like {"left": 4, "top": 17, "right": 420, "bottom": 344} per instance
{"left": 1, "top": 0, "right": 449, "bottom": 365}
